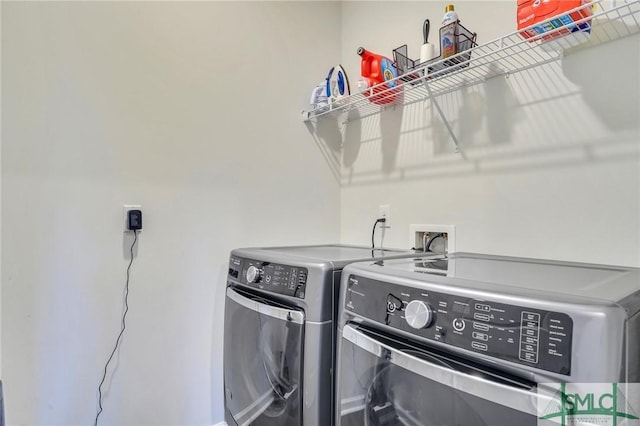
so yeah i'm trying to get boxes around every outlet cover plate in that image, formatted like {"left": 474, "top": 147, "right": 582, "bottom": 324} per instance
{"left": 379, "top": 205, "right": 391, "bottom": 226}
{"left": 123, "top": 204, "right": 142, "bottom": 232}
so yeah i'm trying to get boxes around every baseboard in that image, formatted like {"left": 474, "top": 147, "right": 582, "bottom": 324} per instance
{"left": 212, "top": 422, "right": 227, "bottom": 426}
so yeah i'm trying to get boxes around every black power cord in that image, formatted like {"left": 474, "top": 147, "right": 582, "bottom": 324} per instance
{"left": 371, "top": 218, "right": 387, "bottom": 249}
{"left": 94, "top": 229, "right": 138, "bottom": 426}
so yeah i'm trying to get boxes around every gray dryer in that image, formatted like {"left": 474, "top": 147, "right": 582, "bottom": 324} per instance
{"left": 223, "top": 244, "right": 416, "bottom": 426}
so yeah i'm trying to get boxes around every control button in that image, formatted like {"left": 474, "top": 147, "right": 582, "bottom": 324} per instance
{"left": 473, "top": 322, "right": 489, "bottom": 332}
{"left": 404, "top": 300, "right": 434, "bottom": 329}
{"left": 520, "top": 351, "right": 538, "bottom": 363}
{"left": 471, "top": 341, "right": 488, "bottom": 351}
{"left": 473, "top": 313, "right": 490, "bottom": 322}
{"left": 475, "top": 303, "right": 491, "bottom": 312}
{"left": 386, "top": 294, "right": 403, "bottom": 314}
{"left": 452, "top": 318, "right": 466, "bottom": 332}
{"left": 472, "top": 332, "right": 488, "bottom": 341}
{"left": 246, "top": 265, "right": 263, "bottom": 283}
{"left": 522, "top": 312, "right": 541, "bottom": 322}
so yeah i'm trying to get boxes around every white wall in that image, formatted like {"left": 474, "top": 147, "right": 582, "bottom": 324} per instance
{"left": 1, "top": 2, "right": 341, "bottom": 425}
{"left": 339, "top": 1, "right": 640, "bottom": 267}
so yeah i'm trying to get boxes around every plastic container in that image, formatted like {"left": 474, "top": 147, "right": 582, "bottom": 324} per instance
{"left": 357, "top": 47, "right": 399, "bottom": 105}
{"left": 517, "top": 0, "right": 592, "bottom": 45}
{"left": 442, "top": 5, "right": 459, "bottom": 27}
{"left": 440, "top": 5, "right": 459, "bottom": 59}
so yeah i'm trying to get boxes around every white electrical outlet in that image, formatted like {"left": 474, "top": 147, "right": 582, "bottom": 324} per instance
{"left": 123, "top": 204, "right": 142, "bottom": 232}
{"left": 410, "top": 224, "right": 456, "bottom": 253}
{"left": 379, "top": 205, "right": 391, "bottom": 227}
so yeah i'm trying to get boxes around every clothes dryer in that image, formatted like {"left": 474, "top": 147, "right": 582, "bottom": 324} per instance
{"left": 223, "top": 245, "right": 415, "bottom": 426}
{"left": 335, "top": 253, "right": 640, "bottom": 425}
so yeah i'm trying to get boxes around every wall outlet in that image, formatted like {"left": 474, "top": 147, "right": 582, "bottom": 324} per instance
{"left": 410, "top": 224, "right": 456, "bottom": 254}
{"left": 379, "top": 204, "right": 391, "bottom": 227}
{"left": 123, "top": 205, "right": 142, "bottom": 232}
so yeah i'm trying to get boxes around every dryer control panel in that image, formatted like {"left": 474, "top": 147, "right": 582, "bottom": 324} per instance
{"left": 345, "top": 274, "right": 573, "bottom": 375}
{"left": 228, "top": 256, "right": 308, "bottom": 299}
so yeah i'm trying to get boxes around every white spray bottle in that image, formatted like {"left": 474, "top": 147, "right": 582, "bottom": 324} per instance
{"left": 440, "top": 4, "right": 459, "bottom": 59}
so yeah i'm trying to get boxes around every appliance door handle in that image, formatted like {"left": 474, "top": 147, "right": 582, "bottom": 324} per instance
{"left": 226, "top": 287, "right": 305, "bottom": 324}
{"left": 343, "top": 325, "right": 547, "bottom": 416}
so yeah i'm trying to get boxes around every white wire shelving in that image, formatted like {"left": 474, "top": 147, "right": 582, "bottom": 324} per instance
{"left": 302, "top": 0, "right": 640, "bottom": 150}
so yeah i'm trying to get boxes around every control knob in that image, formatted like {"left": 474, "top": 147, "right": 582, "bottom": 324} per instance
{"left": 246, "top": 265, "right": 264, "bottom": 283}
{"left": 404, "top": 300, "right": 434, "bottom": 329}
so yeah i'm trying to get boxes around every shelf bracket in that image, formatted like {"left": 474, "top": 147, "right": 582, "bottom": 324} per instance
{"left": 422, "top": 78, "right": 461, "bottom": 153}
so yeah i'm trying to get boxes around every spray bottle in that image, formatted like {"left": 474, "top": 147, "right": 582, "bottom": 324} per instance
{"left": 440, "top": 5, "right": 459, "bottom": 59}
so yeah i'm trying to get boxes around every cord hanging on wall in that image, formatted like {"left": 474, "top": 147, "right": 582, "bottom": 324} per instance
{"left": 94, "top": 229, "right": 139, "bottom": 426}
{"left": 371, "top": 218, "right": 387, "bottom": 250}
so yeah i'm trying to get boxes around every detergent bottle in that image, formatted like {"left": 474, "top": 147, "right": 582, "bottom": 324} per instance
{"left": 440, "top": 5, "right": 459, "bottom": 59}
{"left": 357, "top": 47, "right": 399, "bottom": 105}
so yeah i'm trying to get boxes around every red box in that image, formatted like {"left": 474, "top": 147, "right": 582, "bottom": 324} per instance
{"left": 517, "top": 0, "right": 592, "bottom": 42}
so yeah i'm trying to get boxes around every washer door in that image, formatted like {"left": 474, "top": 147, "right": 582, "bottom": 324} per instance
{"left": 224, "top": 286, "right": 304, "bottom": 426}
{"left": 337, "top": 324, "right": 555, "bottom": 426}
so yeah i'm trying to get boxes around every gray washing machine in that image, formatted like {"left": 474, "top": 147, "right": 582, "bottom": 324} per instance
{"left": 335, "top": 252, "right": 640, "bottom": 425}
{"left": 223, "top": 245, "right": 416, "bottom": 426}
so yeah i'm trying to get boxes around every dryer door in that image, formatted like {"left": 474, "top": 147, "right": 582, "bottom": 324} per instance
{"left": 224, "top": 286, "right": 304, "bottom": 426}
{"left": 337, "top": 324, "right": 556, "bottom": 426}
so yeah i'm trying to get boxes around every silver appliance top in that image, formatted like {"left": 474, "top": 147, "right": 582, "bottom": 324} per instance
{"left": 372, "top": 252, "right": 639, "bottom": 303}
{"left": 228, "top": 244, "right": 416, "bottom": 321}
{"left": 235, "top": 244, "right": 411, "bottom": 269}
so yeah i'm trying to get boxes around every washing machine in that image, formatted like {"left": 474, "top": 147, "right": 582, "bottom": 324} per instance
{"left": 223, "top": 244, "right": 416, "bottom": 426}
{"left": 335, "top": 252, "right": 640, "bottom": 425}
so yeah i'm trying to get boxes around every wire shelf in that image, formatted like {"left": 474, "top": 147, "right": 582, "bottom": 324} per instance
{"left": 302, "top": 0, "right": 640, "bottom": 123}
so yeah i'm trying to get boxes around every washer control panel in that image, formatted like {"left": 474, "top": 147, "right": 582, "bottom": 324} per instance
{"left": 345, "top": 274, "right": 573, "bottom": 375}
{"left": 228, "top": 256, "right": 308, "bottom": 299}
